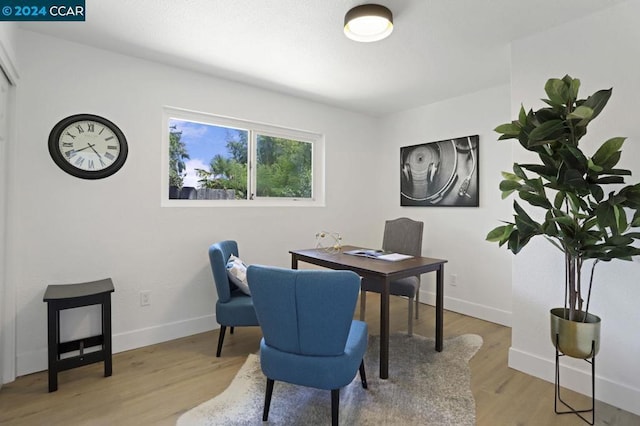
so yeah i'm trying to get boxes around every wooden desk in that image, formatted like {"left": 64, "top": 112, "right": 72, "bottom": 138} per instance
{"left": 290, "top": 246, "right": 447, "bottom": 379}
{"left": 43, "top": 278, "right": 114, "bottom": 392}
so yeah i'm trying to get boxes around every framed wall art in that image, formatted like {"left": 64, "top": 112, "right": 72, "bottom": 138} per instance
{"left": 400, "top": 135, "right": 479, "bottom": 207}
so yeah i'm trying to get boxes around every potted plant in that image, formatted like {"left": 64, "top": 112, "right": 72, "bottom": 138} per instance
{"left": 487, "top": 75, "right": 640, "bottom": 359}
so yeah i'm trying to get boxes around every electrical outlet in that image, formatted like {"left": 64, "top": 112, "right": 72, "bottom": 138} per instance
{"left": 450, "top": 274, "right": 457, "bottom": 286}
{"left": 140, "top": 291, "right": 151, "bottom": 306}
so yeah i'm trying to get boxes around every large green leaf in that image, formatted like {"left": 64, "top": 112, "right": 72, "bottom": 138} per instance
{"left": 587, "top": 158, "right": 603, "bottom": 173}
{"left": 602, "top": 246, "right": 640, "bottom": 261}
{"left": 592, "top": 137, "right": 625, "bottom": 166}
{"left": 519, "top": 191, "right": 552, "bottom": 209}
{"left": 518, "top": 106, "right": 527, "bottom": 125}
{"left": 619, "top": 184, "right": 640, "bottom": 208}
{"left": 554, "top": 191, "right": 565, "bottom": 209}
{"left": 500, "top": 180, "right": 521, "bottom": 191}
{"left": 596, "top": 202, "right": 616, "bottom": 232}
{"left": 495, "top": 122, "right": 520, "bottom": 136}
{"left": 600, "top": 151, "right": 622, "bottom": 170}
{"left": 559, "top": 146, "right": 588, "bottom": 173}
{"left": 498, "top": 133, "right": 517, "bottom": 141}
{"left": 513, "top": 201, "right": 541, "bottom": 240}
{"left": 559, "top": 167, "right": 587, "bottom": 189}
{"left": 501, "top": 171, "right": 520, "bottom": 181}
{"left": 535, "top": 108, "right": 562, "bottom": 122}
{"left": 486, "top": 224, "right": 514, "bottom": 244}
{"left": 614, "top": 205, "right": 628, "bottom": 234}
{"left": 507, "top": 229, "right": 522, "bottom": 254}
{"left": 544, "top": 78, "right": 569, "bottom": 106}
{"left": 605, "top": 234, "right": 633, "bottom": 246}
{"left": 569, "top": 77, "right": 581, "bottom": 101}
{"left": 513, "top": 163, "right": 527, "bottom": 179}
{"left": 552, "top": 215, "right": 576, "bottom": 228}
{"left": 523, "top": 177, "right": 545, "bottom": 194}
{"left": 581, "top": 88, "right": 612, "bottom": 120}
{"left": 590, "top": 184, "right": 604, "bottom": 202}
{"left": 528, "top": 120, "right": 565, "bottom": 143}
{"left": 520, "top": 164, "right": 557, "bottom": 178}
{"left": 566, "top": 192, "right": 583, "bottom": 213}
{"left": 567, "top": 105, "right": 593, "bottom": 125}
{"left": 606, "top": 168, "right": 632, "bottom": 176}
{"left": 595, "top": 176, "right": 625, "bottom": 185}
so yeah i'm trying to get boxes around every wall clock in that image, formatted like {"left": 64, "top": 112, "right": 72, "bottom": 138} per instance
{"left": 48, "top": 114, "right": 128, "bottom": 179}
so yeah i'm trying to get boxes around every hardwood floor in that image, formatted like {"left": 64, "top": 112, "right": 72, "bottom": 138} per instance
{"left": 1, "top": 294, "right": 638, "bottom": 425}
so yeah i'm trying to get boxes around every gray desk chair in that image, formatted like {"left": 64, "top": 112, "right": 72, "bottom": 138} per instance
{"left": 359, "top": 217, "right": 424, "bottom": 336}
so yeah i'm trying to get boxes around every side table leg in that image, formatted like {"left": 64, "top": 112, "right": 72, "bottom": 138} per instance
{"left": 47, "top": 303, "right": 58, "bottom": 392}
{"left": 103, "top": 297, "right": 113, "bottom": 377}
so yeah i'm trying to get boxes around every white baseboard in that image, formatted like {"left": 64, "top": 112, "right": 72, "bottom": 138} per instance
{"left": 17, "top": 314, "right": 217, "bottom": 377}
{"left": 419, "top": 289, "right": 511, "bottom": 327}
{"left": 508, "top": 346, "right": 640, "bottom": 416}
{"left": 114, "top": 314, "right": 216, "bottom": 353}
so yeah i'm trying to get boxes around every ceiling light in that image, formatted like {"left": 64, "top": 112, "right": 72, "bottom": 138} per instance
{"left": 344, "top": 4, "right": 393, "bottom": 42}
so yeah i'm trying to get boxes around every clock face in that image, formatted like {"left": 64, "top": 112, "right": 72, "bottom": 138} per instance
{"left": 48, "top": 114, "right": 128, "bottom": 179}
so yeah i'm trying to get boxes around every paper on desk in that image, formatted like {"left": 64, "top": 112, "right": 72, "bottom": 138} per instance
{"left": 376, "top": 253, "right": 413, "bottom": 261}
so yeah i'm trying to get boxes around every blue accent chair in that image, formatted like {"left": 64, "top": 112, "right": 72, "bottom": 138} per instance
{"left": 208, "top": 240, "right": 259, "bottom": 357}
{"left": 247, "top": 265, "right": 368, "bottom": 426}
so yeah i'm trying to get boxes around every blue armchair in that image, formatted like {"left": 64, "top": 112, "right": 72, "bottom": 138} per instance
{"left": 208, "top": 240, "right": 259, "bottom": 357}
{"left": 247, "top": 265, "right": 368, "bottom": 426}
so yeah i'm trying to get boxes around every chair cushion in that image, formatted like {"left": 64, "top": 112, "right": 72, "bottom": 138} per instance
{"left": 226, "top": 255, "right": 251, "bottom": 295}
{"left": 260, "top": 320, "right": 368, "bottom": 390}
{"left": 216, "top": 293, "right": 259, "bottom": 326}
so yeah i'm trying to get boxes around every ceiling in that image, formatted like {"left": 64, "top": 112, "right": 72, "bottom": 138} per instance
{"left": 20, "top": 0, "right": 628, "bottom": 116}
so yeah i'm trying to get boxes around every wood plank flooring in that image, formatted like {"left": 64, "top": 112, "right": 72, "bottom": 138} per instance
{"left": 1, "top": 294, "right": 638, "bottom": 425}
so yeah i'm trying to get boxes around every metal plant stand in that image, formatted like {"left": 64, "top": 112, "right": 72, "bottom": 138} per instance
{"left": 554, "top": 334, "right": 595, "bottom": 425}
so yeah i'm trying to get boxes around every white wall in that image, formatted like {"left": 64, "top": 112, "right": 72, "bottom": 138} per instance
{"left": 10, "top": 30, "right": 386, "bottom": 376}
{"left": 507, "top": 1, "right": 640, "bottom": 415}
{"left": 380, "top": 85, "right": 513, "bottom": 326}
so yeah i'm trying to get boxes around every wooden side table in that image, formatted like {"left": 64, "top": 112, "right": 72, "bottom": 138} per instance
{"left": 43, "top": 278, "right": 115, "bottom": 392}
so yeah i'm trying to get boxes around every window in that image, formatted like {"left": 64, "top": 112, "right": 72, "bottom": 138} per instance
{"left": 162, "top": 107, "right": 324, "bottom": 206}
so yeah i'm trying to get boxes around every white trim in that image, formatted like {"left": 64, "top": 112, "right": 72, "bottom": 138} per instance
{"left": 418, "top": 289, "right": 511, "bottom": 327}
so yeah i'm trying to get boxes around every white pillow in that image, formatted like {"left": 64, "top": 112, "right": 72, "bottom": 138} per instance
{"left": 226, "top": 254, "right": 251, "bottom": 295}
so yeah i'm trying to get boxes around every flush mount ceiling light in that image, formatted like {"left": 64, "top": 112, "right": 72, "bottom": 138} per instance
{"left": 344, "top": 4, "right": 393, "bottom": 42}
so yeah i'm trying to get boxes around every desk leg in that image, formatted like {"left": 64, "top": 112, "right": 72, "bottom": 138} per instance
{"left": 47, "top": 303, "right": 58, "bottom": 392}
{"left": 291, "top": 255, "right": 299, "bottom": 270}
{"left": 380, "top": 277, "right": 390, "bottom": 379}
{"left": 435, "top": 264, "right": 444, "bottom": 352}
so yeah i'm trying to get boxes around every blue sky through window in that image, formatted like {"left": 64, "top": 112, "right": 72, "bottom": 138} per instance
{"left": 169, "top": 118, "right": 246, "bottom": 188}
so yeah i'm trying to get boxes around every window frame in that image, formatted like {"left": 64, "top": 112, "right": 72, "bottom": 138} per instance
{"left": 161, "top": 106, "right": 325, "bottom": 207}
